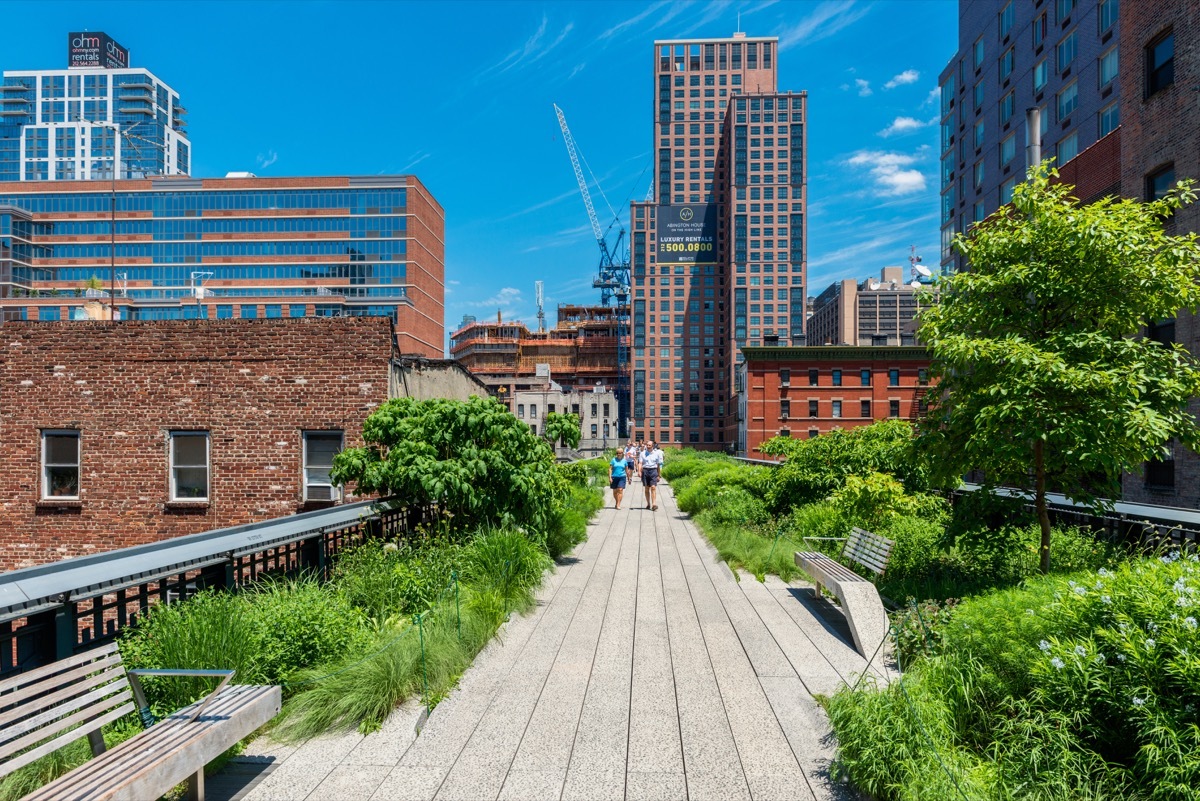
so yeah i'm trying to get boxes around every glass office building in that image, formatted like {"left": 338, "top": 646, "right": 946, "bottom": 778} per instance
{"left": 0, "top": 175, "right": 445, "bottom": 357}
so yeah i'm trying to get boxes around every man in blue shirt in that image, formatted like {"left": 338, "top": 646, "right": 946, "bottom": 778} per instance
{"left": 608, "top": 452, "right": 628, "bottom": 509}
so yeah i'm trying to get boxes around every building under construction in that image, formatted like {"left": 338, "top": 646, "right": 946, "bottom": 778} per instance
{"left": 450, "top": 304, "right": 625, "bottom": 415}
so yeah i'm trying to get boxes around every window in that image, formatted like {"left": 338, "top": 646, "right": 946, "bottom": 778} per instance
{"left": 531, "top": 404, "right": 538, "bottom": 419}
{"left": 1100, "top": 48, "right": 1118, "bottom": 86}
{"left": 832, "top": 369, "right": 842, "bottom": 386}
{"left": 973, "top": 82, "right": 985, "bottom": 110}
{"left": 1058, "top": 82, "right": 1078, "bottom": 120}
{"left": 974, "top": 200, "right": 986, "bottom": 223}
{"left": 1058, "top": 132, "right": 1079, "bottom": 163}
{"left": 889, "top": 400, "right": 901, "bottom": 417}
{"left": 808, "top": 368, "right": 819, "bottom": 386}
{"left": 1057, "top": 31, "right": 1077, "bottom": 73}
{"left": 1000, "top": 133, "right": 1016, "bottom": 166}
{"left": 1146, "top": 31, "right": 1174, "bottom": 97}
{"left": 1148, "top": 317, "right": 1176, "bottom": 346}
{"left": 860, "top": 369, "right": 871, "bottom": 386}
{"left": 303, "top": 431, "right": 342, "bottom": 502}
{"left": 808, "top": 429, "right": 819, "bottom": 439}
{"left": 974, "top": 119, "right": 985, "bottom": 149}
{"left": 808, "top": 399, "right": 819, "bottom": 418}
{"left": 831, "top": 400, "right": 842, "bottom": 419}
{"left": 1000, "top": 91, "right": 1015, "bottom": 125}
{"left": 517, "top": 404, "right": 525, "bottom": 418}
{"left": 973, "top": 37, "right": 985, "bottom": 69}
{"left": 1001, "top": 177, "right": 1017, "bottom": 204}
{"left": 1033, "top": 13, "right": 1047, "bottom": 48}
{"left": 1034, "top": 59, "right": 1049, "bottom": 92}
{"left": 974, "top": 160, "right": 985, "bottom": 190}
{"left": 1099, "top": 102, "right": 1119, "bottom": 136}
{"left": 780, "top": 399, "right": 790, "bottom": 419}
{"left": 42, "top": 431, "right": 80, "bottom": 499}
{"left": 999, "top": 2, "right": 1014, "bottom": 38}
{"left": 170, "top": 432, "right": 209, "bottom": 501}
{"left": 1099, "top": 0, "right": 1117, "bottom": 32}
{"left": 860, "top": 399, "right": 872, "bottom": 418}
{"left": 889, "top": 368, "right": 901, "bottom": 386}
{"left": 780, "top": 368, "right": 791, "bottom": 386}
{"left": 1057, "top": 0, "right": 1076, "bottom": 20}
{"left": 1147, "top": 164, "right": 1175, "bottom": 201}
{"left": 1145, "top": 447, "right": 1174, "bottom": 488}
{"left": 918, "top": 368, "right": 929, "bottom": 385}
{"left": 1000, "top": 48, "right": 1014, "bottom": 81}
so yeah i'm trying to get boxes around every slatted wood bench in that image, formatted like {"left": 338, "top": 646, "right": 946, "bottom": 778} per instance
{"left": 795, "top": 526, "right": 895, "bottom": 659}
{"left": 0, "top": 642, "right": 280, "bottom": 801}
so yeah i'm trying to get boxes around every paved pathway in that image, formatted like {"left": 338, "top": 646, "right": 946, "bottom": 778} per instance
{"left": 213, "top": 481, "right": 886, "bottom": 801}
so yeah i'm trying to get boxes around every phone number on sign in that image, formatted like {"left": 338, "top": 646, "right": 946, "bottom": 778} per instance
{"left": 661, "top": 242, "right": 714, "bottom": 252}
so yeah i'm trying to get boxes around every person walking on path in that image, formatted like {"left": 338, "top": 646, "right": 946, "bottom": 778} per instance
{"left": 641, "top": 441, "right": 664, "bottom": 510}
{"left": 608, "top": 451, "right": 629, "bottom": 509}
{"left": 624, "top": 442, "right": 639, "bottom": 484}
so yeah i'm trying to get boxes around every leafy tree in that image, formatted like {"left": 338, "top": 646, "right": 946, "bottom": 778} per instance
{"left": 543, "top": 411, "right": 581, "bottom": 449}
{"left": 331, "top": 395, "right": 563, "bottom": 538}
{"left": 919, "top": 164, "right": 1200, "bottom": 573}
{"left": 759, "top": 419, "right": 930, "bottom": 512}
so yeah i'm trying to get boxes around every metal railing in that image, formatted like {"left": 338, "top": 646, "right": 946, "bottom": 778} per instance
{"left": 0, "top": 497, "right": 434, "bottom": 678}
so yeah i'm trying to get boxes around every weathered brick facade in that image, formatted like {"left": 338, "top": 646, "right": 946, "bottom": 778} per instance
{"left": 1118, "top": 0, "right": 1200, "bottom": 508}
{"left": 0, "top": 317, "right": 395, "bottom": 570}
{"left": 736, "top": 346, "right": 931, "bottom": 458}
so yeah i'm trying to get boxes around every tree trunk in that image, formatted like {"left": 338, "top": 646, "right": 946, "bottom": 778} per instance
{"left": 1034, "top": 438, "right": 1052, "bottom": 574}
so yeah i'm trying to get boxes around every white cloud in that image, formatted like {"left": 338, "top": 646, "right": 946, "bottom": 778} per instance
{"left": 884, "top": 69, "right": 920, "bottom": 89}
{"left": 878, "top": 116, "right": 935, "bottom": 137}
{"left": 470, "top": 287, "right": 523, "bottom": 308}
{"left": 484, "top": 15, "right": 574, "bottom": 76}
{"left": 922, "top": 87, "right": 940, "bottom": 107}
{"left": 845, "top": 150, "right": 928, "bottom": 196}
{"left": 255, "top": 150, "right": 278, "bottom": 169}
{"left": 778, "top": 0, "right": 870, "bottom": 51}
{"left": 855, "top": 78, "right": 872, "bottom": 97}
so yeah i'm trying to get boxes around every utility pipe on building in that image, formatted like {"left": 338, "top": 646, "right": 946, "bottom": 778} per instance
{"left": 1025, "top": 107, "right": 1042, "bottom": 171}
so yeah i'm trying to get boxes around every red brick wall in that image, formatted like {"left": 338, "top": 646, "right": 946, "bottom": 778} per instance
{"left": 0, "top": 317, "right": 395, "bottom": 570}
{"left": 1056, "top": 128, "right": 1122, "bottom": 204}
{"left": 743, "top": 349, "right": 931, "bottom": 457}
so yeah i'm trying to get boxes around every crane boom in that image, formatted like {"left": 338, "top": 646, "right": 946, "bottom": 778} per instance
{"left": 554, "top": 104, "right": 611, "bottom": 267}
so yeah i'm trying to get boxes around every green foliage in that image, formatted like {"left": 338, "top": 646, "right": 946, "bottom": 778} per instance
{"left": 333, "top": 540, "right": 462, "bottom": 626}
{"left": 761, "top": 420, "right": 932, "bottom": 512}
{"left": 331, "top": 395, "right": 563, "bottom": 537}
{"left": 830, "top": 555, "right": 1200, "bottom": 800}
{"left": 919, "top": 164, "right": 1200, "bottom": 572}
{"left": 557, "top": 462, "right": 589, "bottom": 487}
{"left": 543, "top": 412, "right": 582, "bottom": 449}
{"left": 546, "top": 483, "right": 603, "bottom": 558}
{"left": 675, "top": 465, "right": 770, "bottom": 523}
{"left": 829, "top": 471, "right": 948, "bottom": 533}
{"left": 692, "top": 510, "right": 803, "bottom": 582}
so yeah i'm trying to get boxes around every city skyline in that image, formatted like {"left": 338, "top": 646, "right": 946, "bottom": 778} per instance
{"left": 0, "top": 1, "right": 956, "bottom": 348}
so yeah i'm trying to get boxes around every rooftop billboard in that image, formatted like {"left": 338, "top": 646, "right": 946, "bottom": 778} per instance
{"left": 68, "top": 32, "right": 129, "bottom": 70}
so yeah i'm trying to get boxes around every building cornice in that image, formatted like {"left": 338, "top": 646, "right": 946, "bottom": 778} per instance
{"left": 740, "top": 345, "right": 928, "bottom": 362}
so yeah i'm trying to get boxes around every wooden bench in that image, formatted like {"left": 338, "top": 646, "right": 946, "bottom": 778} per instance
{"left": 795, "top": 527, "right": 895, "bottom": 659}
{"left": 0, "top": 642, "right": 280, "bottom": 801}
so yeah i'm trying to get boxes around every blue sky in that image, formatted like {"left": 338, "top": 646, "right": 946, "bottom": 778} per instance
{"left": 7, "top": 1, "right": 955, "bottom": 346}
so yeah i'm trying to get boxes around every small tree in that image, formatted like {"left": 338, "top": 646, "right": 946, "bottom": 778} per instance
{"left": 919, "top": 164, "right": 1200, "bottom": 573}
{"left": 331, "top": 395, "right": 562, "bottom": 537}
{"left": 543, "top": 411, "right": 581, "bottom": 449}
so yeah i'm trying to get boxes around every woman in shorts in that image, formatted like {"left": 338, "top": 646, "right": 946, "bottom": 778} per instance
{"left": 609, "top": 451, "right": 629, "bottom": 509}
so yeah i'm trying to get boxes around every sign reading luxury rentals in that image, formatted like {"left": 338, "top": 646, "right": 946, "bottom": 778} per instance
{"left": 68, "top": 32, "right": 129, "bottom": 69}
{"left": 656, "top": 204, "right": 717, "bottom": 264}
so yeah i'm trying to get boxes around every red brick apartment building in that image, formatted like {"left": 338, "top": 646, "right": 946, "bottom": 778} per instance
{"left": 0, "top": 317, "right": 397, "bottom": 571}
{"left": 736, "top": 346, "right": 931, "bottom": 457}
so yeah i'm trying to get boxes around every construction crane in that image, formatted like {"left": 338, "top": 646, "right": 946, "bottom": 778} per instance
{"left": 553, "top": 103, "right": 631, "bottom": 438}
{"left": 535, "top": 280, "right": 546, "bottom": 333}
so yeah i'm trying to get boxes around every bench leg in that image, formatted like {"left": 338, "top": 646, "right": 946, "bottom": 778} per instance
{"left": 186, "top": 769, "right": 204, "bottom": 801}
{"left": 812, "top": 580, "right": 824, "bottom": 599}
{"left": 86, "top": 729, "right": 106, "bottom": 757}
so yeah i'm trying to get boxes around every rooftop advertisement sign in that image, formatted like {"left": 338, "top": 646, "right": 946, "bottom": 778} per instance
{"left": 656, "top": 204, "right": 718, "bottom": 264}
{"left": 68, "top": 32, "right": 129, "bottom": 70}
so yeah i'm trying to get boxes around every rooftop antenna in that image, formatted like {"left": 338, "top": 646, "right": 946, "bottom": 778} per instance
{"left": 535, "top": 280, "right": 546, "bottom": 333}
{"left": 909, "top": 245, "right": 932, "bottom": 281}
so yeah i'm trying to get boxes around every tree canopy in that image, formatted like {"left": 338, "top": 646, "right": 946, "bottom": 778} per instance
{"left": 543, "top": 411, "right": 582, "bottom": 449}
{"left": 331, "top": 395, "right": 563, "bottom": 537}
{"left": 918, "top": 164, "right": 1200, "bottom": 572}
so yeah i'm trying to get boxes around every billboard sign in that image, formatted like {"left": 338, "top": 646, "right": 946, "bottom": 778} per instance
{"left": 656, "top": 204, "right": 717, "bottom": 264}
{"left": 68, "top": 32, "right": 129, "bottom": 69}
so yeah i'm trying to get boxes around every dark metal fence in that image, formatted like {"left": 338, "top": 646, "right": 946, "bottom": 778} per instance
{"left": 0, "top": 498, "right": 434, "bottom": 678}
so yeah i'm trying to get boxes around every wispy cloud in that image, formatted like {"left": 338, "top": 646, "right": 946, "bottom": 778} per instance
{"left": 255, "top": 149, "right": 278, "bottom": 169}
{"left": 855, "top": 78, "right": 873, "bottom": 97}
{"left": 568, "top": 63, "right": 586, "bottom": 80}
{"left": 399, "top": 151, "right": 431, "bottom": 172}
{"left": 470, "top": 287, "right": 523, "bottom": 309}
{"left": 845, "top": 150, "right": 928, "bottom": 195}
{"left": 495, "top": 187, "right": 580, "bottom": 222}
{"left": 679, "top": 0, "right": 733, "bottom": 36}
{"left": 483, "top": 14, "right": 574, "bottom": 77}
{"left": 599, "top": 3, "right": 665, "bottom": 41}
{"left": 520, "top": 223, "right": 593, "bottom": 253}
{"left": 778, "top": 0, "right": 870, "bottom": 51}
{"left": 884, "top": 69, "right": 920, "bottom": 89}
{"left": 922, "top": 87, "right": 940, "bottom": 107}
{"left": 878, "top": 116, "right": 935, "bottom": 137}
{"left": 806, "top": 213, "right": 938, "bottom": 272}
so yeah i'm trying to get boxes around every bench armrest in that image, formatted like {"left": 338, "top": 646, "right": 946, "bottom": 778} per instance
{"left": 127, "top": 669, "right": 236, "bottom": 726}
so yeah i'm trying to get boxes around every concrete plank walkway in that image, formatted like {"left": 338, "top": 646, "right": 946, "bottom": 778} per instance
{"left": 214, "top": 480, "right": 878, "bottom": 801}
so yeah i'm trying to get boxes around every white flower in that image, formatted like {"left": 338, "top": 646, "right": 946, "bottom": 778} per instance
{"left": 1095, "top": 582, "right": 1104, "bottom": 590}
{"left": 1185, "top": 617, "right": 1197, "bottom": 629}
{"left": 1098, "top": 568, "right": 1113, "bottom": 578}
{"left": 1177, "top": 596, "right": 1190, "bottom": 607}
{"left": 1147, "top": 622, "right": 1159, "bottom": 633}
{"left": 1069, "top": 581, "right": 1078, "bottom": 589}
{"left": 1051, "top": 657, "right": 1065, "bottom": 669}
{"left": 1039, "top": 640, "right": 1051, "bottom": 652}
{"left": 1146, "top": 639, "right": 1156, "bottom": 650}
{"left": 1026, "top": 609, "right": 1035, "bottom": 615}
{"left": 1102, "top": 596, "right": 1112, "bottom": 605}
{"left": 1182, "top": 648, "right": 1191, "bottom": 657}
{"left": 1117, "top": 653, "right": 1127, "bottom": 662}
{"left": 1133, "top": 697, "right": 1146, "bottom": 707}
{"left": 1074, "top": 586, "right": 1088, "bottom": 596}
{"left": 1074, "top": 645, "right": 1088, "bottom": 657}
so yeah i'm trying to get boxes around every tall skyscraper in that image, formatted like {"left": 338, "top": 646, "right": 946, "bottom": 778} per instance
{"left": 630, "top": 33, "right": 807, "bottom": 449}
{"left": 0, "top": 32, "right": 190, "bottom": 182}
{"left": 937, "top": 0, "right": 1120, "bottom": 272}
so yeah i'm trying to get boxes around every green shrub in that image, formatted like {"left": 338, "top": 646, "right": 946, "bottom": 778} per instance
{"left": 890, "top": 597, "right": 960, "bottom": 668}
{"left": 693, "top": 510, "right": 801, "bottom": 582}
{"left": 333, "top": 539, "right": 463, "bottom": 623}
{"left": 547, "top": 483, "right": 603, "bottom": 558}
{"left": 245, "top": 578, "right": 366, "bottom": 684}
{"left": 879, "top": 515, "right": 945, "bottom": 585}
{"left": 675, "top": 465, "right": 769, "bottom": 519}
{"left": 557, "top": 462, "right": 588, "bottom": 487}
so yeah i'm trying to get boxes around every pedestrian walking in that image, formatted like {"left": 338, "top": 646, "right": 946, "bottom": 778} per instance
{"left": 608, "top": 451, "right": 628, "bottom": 509}
{"left": 625, "top": 441, "right": 639, "bottom": 484}
{"left": 641, "top": 440, "right": 664, "bottom": 510}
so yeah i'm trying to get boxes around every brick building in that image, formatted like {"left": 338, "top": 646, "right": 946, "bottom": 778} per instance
{"left": 806, "top": 267, "right": 921, "bottom": 348}
{"left": 0, "top": 175, "right": 444, "bottom": 358}
{"left": 0, "top": 317, "right": 402, "bottom": 570}
{"left": 1117, "top": 0, "right": 1200, "bottom": 508}
{"left": 736, "top": 346, "right": 931, "bottom": 457}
